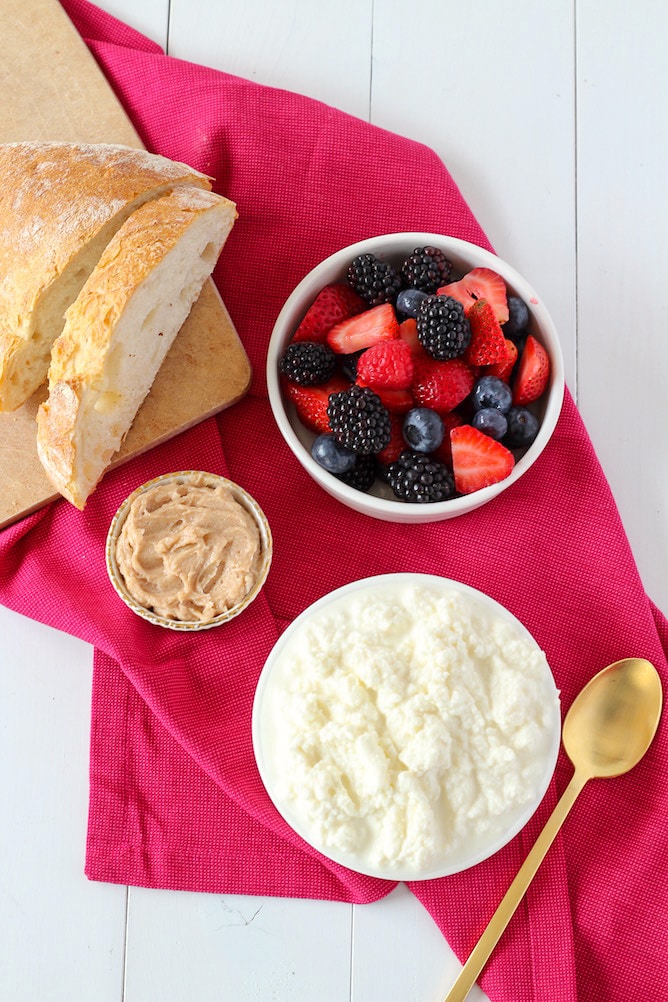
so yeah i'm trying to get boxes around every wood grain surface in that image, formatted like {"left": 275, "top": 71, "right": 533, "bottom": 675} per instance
{"left": 0, "top": 0, "right": 250, "bottom": 526}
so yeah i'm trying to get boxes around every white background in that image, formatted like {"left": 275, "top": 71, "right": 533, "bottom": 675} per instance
{"left": 1, "top": 1, "right": 666, "bottom": 999}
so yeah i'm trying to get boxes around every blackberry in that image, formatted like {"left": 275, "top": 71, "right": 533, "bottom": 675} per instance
{"left": 416, "top": 295, "right": 471, "bottom": 360}
{"left": 347, "top": 253, "right": 402, "bottom": 307}
{"left": 386, "top": 450, "right": 456, "bottom": 503}
{"left": 400, "top": 246, "right": 452, "bottom": 294}
{"left": 339, "top": 350, "right": 364, "bottom": 382}
{"left": 336, "top": 454, "right": 377, "bottom": 492}
{"left": 279, "top": 341, "right": 336, "bottom": 386}
{"left": 327, "top": 384, "right": 391, "bottom": 454}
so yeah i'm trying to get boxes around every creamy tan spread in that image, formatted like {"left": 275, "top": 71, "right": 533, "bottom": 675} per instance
{"left": 116, "top": 477, "right": 262, "bottom": 623}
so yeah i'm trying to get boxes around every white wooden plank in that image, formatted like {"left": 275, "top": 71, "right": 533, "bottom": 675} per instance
{"left": 576, "top": 0, "right": 668, "bottom": 616}
{"left": 352, "top": 885, "right": 487, "bottom": 1001}
{"left": 167, "top": 0, "right": 374, "bottom": 121}
{"left": 88, "top": 0, "right": 168, "bottom": 48}
{"left": 370, "top": 0, "right": 577, "bottom": 394}
{"left": 0, "top": 607, "right": 126, "bottom": 1002}
{"left": 124, "top": 889, "right": 352, "bottom": 1001}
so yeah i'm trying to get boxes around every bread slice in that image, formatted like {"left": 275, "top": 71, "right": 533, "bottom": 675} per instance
{"left": 0, "top": 142, "right": 212, "bottom": 411}
{"left": 36, "top": 186, "right": 238, "bottom": 509}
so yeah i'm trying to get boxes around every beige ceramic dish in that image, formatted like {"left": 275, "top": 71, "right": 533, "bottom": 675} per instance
{"left": 106, "top": 470, "right": 272, "bottom": 631}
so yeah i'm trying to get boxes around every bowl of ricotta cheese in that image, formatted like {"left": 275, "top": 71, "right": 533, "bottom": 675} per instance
{"left": 252, "top": 573, "right": 560, "bottom": 879}
{"left": 106, "top": 470, "right": 272, "bottom": 630}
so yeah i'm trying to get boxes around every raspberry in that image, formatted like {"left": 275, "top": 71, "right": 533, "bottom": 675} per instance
{"left": 386, "top": 451, "right": 456, "bottom": 503}
{"left": 327, "top": 384, "right": 391, "bottom": 454}
{"left": 279, "top": 341, "right": 336, "bottom": 385}
{"left": 347, "top": 253, "right": 402, "bottom": 307}
{"left": 400, "top": 246, "right": 452, "bottom": 294}
{"left": 417, "top": 295, "right": 471, "bottom": 360}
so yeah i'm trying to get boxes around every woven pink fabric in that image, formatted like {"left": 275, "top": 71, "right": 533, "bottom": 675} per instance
{"left": 0, "top": 2, "right": 666, "bottom": 998}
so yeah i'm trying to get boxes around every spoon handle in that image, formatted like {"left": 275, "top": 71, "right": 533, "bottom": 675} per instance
{"left": 442, "top": 771, "right": 588, "bottom": 1002}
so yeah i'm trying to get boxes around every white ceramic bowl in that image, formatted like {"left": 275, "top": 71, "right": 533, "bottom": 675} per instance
{"left": 106, "top": 470, "right": 272, "bottom": 631}
{"left": 267, "top": 233, "right": 564, "bottom": 522}
{"left": 252, "top": 573, "right": 561, "bottom": 880}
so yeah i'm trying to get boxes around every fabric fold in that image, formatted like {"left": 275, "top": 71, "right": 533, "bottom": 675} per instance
{"left": 0, "top": 1, "right": 665, "bottom": 999}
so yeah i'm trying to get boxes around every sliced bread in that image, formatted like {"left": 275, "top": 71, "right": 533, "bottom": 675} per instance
{"left": 36, "top": 185, "right": 238, "bottom": 509}
{"left": 0, "top": 142, "right": 211, "bottom": 411}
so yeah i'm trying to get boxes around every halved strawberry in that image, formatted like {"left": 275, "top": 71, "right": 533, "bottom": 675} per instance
{"left": 412, "top": 356, "right": 475, "bottom": 414}
{"left": 376, "top": 413, "right": 406, "bottom": 465}
{"left": 486, "top": 339, "right": 518, "bottom": 383}
{"left": 512, "top": 335, "right": 550, "bottom": 405}
{"left": 284, "top": 375, "right": 349, "bottom": 434}
{"left": 431, "top": 411, "right": 464, "bottom": 466}
{"left": 450, "top": 425, "right": 515, "bottom": 494}
{"left": 293, "top": 283, "right": 366, "bottom": 343}
{"left": 398, "top": 317, "right": 422, "bottom": 355}
{"left": 438, "top": 267, "right": 509, "bottom": 324}
{"left": 327, "top": 303, "right": 399, "bottom": 354}
{"left": 464, "top": 299, "right": 507, "bottom": 365}
{"left": 356, "top": 338, "right": 414, "bottom": 390}
{"left": 368, "top": 385, "right": 414, "bottom": 414}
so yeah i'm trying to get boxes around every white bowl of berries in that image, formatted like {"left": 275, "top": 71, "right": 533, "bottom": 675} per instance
{"left": 267, "top": 234, "right": 564, "bottom": 522}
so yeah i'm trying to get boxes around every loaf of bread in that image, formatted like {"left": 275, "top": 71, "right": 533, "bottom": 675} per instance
{"left": 0, "top": 142, "right": 211, "bottom": 412}
{"left": 36, "top": 185, "right": 238, "bottom": 509}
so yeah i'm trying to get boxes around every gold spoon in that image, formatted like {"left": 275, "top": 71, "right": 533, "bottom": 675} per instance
{"left": 443, "top": 657, "right": 663, "bottom": 1002}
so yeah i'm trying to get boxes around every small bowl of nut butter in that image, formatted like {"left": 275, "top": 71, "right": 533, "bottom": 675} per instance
{"left": 106, "top": 470, "right": 272, "bottom": 630}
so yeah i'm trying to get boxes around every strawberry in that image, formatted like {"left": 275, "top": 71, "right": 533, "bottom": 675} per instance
{"left": 438, "top": 267, "right": 509, "bottom": 324}
{"left": 356, "top": 338, "right": 414, "bottom": 390}
{"left": 327, "top": 303, "right": 400, "bottom": 354}
{"left": 412, "top": 356, "right": 475, "bottom": 414}
{"left": 367, "top": 385, "right": 414, "bottom": 414}
{"left": 450, "top": 425, "right": 515, "bottom": 494}
{"left": 293, "top": 283, "right": 366, "bottom": 343}
{"left": 398, "top": 317, "right": 422, "bottom": 355}
{"left": 431, "top": 411, "right": 464, "bottom": 466}
{"left": 486, "top": 338, "right": 518, "bottom": 383}
{"left": 376, "top": 413, "right": 406, "bottom": 465}
{"left": 512, "top": 335, "right": 550, "bottom": 405}
{"left": 284, "top": 375, "right": 348, "bottom": 434}
{"left": 464, "top": 299, "right": 507, "bottom": 365}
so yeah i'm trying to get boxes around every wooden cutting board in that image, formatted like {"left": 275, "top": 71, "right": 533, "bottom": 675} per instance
{"left": 0, "top": 0, "right": 251, "bottom": 527}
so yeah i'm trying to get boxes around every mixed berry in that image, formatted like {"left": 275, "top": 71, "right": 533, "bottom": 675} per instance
{"left": 280, "top": 246, "right": 552, "bottom": 504}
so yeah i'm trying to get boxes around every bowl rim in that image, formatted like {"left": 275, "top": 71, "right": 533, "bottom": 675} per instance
{"left": 252, "top": 571, "right": 562, "bottom": 880}
{"left": 267, "top": 232, "right": 565, "bottom": 520}
{"left": 105, "top": 469, "right": 273, "bottom": 631}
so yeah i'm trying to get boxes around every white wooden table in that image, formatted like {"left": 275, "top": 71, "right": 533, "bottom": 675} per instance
{"left": 1, "top": 2, "right": 666, "bottom": 999}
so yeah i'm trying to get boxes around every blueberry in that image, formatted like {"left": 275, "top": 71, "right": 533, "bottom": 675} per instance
{"left": 472, "top": 407, "right": 508, "bottom": 440}
{"left": 503, "top": 296, "right": 530, "bottom": 340}
{"left": 396, "top": 288, "right": 428, "bottom": 318}
{"left": 504, "top": 407, "right": 539, "bottom": 448}
{"left": 311, "top": 433, "right": 357, "bottom": 474}
{"left": 472, "top": 376, "right": 513, "bottom": 414}
{"left": 402, "top": 407, "right": 444, "bottom": 453}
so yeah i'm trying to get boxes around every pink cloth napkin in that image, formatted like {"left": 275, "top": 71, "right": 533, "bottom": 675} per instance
{"left": 0, "top": 1, "right": 666, "bottom": 998}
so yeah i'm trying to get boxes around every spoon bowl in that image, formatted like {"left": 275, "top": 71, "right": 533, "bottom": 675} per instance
{"left": 444, "top": 656, "right": 663, "bottom": 1002}
{"left": 563, "top": 657, "right": 664, "bottom": 779}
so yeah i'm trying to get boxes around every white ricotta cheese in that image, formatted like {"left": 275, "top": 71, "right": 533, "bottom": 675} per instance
{"left": 257, "top": 577, "right": 560, "bottom": 876}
